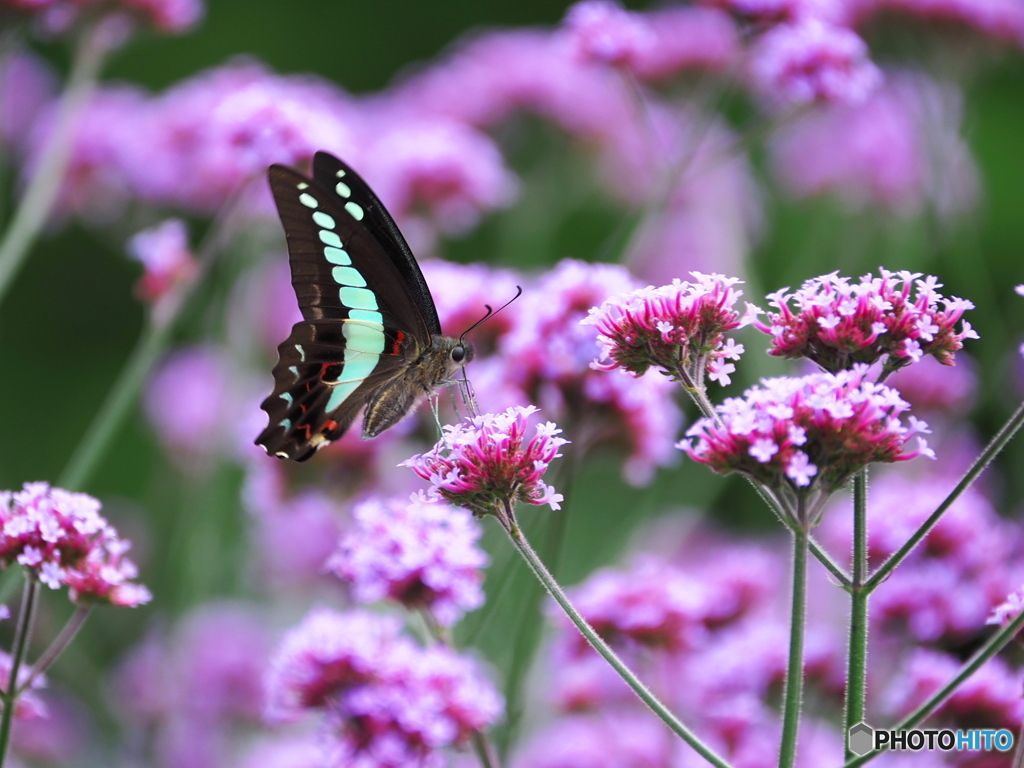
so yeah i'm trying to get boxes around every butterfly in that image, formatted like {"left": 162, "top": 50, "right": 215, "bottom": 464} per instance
{"left": 256, "top": 151, "right": 473, "bottom": 461}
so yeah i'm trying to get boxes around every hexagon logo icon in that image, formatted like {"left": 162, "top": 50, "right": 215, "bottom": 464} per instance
{"left": 848, "top": 722, "right": 874, "bottom": 756}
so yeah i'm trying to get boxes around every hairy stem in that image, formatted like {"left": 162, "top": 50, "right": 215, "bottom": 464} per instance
{"left": 779, "top": 519, "right": 809, "bottom": 768}
{"left": 498, "top": 499, "right": 734, "bottom": 768}
{"left": 20, "top": 604, "right": 92, "bottom": 694}
{"left": 0, "top": 578, "right": 40, "bottom": 764}
{"left": 866, "top": 400, "right": 1024, "bottom": 592}
{"left": 842, "top": 608, "right": 1024, "bottom": 767}
{"left": 844, "top": 470, "right": 870, "bottom": 760}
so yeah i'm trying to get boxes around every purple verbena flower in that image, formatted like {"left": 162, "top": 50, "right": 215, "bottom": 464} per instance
{"left": 0, "top": 483, "right": 150, "bottom": 606}
{"left": 627, "top": 7, "right": 739, "bottom": 80}
{"left": 680, "top": 366, "right": 932, "bottom": 506}
{"left": 583, "top": 272, "right": 748, "bottom": 386}
{"left": 265, "top": 608, "right": 404, "bottom": 722}
{"left": 750, "top": 269, "right": 977, "bottom": 374}
{"left": 401, "top": 406, "right": 568, "bottom": 518}
{"left": 126, "top": 218, "right": 198, "bottom": 303}
{"left": 266, "top": 608, "right": 501, "bottom": 766}
{"left": 327, "top": 494, "right": 487, "bottom": 626}
{"left": 750, "top": 17, "right": 882, "bottom": 105}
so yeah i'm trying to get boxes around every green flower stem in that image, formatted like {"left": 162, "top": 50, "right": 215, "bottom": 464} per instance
{"left": 18, "top": 604, "right": 91, "bottom": 694}
{"left": 0, "top": 23, "right": 110, "bottom": 308}
{"left": 471, "top": 731, "right": 500, "bottom": 768}
{"left": 58, "top": 191, "right": 244, "bottom": 491}
{"left": 844, "top": 470, "right": 869, "bottom": 760}
{"left": 865, "top": 400, "right": 1024, "bottom": 593}
{"left": 779, "top": 520, "right": 810, "bottom": 768}
{"left": 842, "top": 608, "right": 1024, "bottom": 768}
{"left": 0, "top": 577, "right": 40, "bottom": 766}
{"left": 498, "top": 500, "right": 734, "bottom": 768}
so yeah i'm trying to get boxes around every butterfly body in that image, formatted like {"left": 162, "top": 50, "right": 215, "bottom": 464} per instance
{"left": 256, "top": 152, "right": 472, "bottom": 461}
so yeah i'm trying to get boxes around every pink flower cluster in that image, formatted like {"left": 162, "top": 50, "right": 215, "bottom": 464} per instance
{"left": 583, "top": 272, "right": 748, "bottom": 385}
{"left": 0, "top": 483, "right": 150, "bottom": 606}
{"left": 401, "top": 406, "right": 568, "bottom": 518}
{"left": 750, "top": 17, "right": 882, "bottom": 105}
{"left": 265, "top": 608, "right": 501, "bottom": 767}
{"left": 680, "top": 365, "right": 932, "bottom": 495}
{"left": 126, "top": 218, "right": 198, "bottom": 303}
{"left": 989, "top": 585, "right": 1024, "bottom": 628}
{"left": 750, "top": 269, "right": 977, "bottom": 374}
{"left": 327, "top": 494, "right": 487, "bottom": 626}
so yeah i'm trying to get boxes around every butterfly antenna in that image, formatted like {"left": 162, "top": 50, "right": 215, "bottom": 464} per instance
{"left": 458, "top": 285, "right": 523, "bottom": 343}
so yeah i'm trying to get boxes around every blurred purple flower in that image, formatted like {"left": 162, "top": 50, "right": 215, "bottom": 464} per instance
{"left": 561, "top": 0, "right": 655, "bottom": 69}
{"left": 884, "top": 353, "right": 977, "bottom": 414}
{"left": 750, "top": 17, "right": 882, "bottom": 105}
{"left": 240, "top": 462, "right": 343, "bottom": 588}
{"left": 583, "top": 272, "right": 748, "bottom": 384}
{"left": 627, "top": 7, "right": 739, "bottom": 80}
{"left": 770, "top": 71, "right": 980, "bottom": 215}
{"left": 513, "top": 710, "right": 676, "bottom": 768}
{"left": 418, "top": 260, "right": 524, "bottom": 355}
{"left": 266, "top": 607, "right": 501, "bottom": 766}
{"left": 0, "top": 49, "right": 55, "bottom": 153}
{"left": 841, "top": 0, "right": 1024, "bottom": 47}
{"left": 144, "top": 344, "right": 230, "bottom": 458}
{"left": 127, "top": 218, "right": 198, "bottom": 303}
{"left": 559, "top": 557, "right": 717, "bottom": 653}
{"left": 502, "top": 259, "right": 683, "bottom": 486}
{"left": 700, "top": 0, "right": 842, "bottom": 23}
{"left": 115, "top": 604, "right": 272, "bottom": 768}
{"left": 0, "top": 482, "right": 150, "bottom": 606}
{"left": 4, "top": 0, "right": 203, "bottom": 33}
{"left": 401, "top": 405, "right": 568, "bottom": 518}
{"left": 681, "top": 365, "right": 933, "bottom": 500}
{"left": 885, "top": 649, "right": 1024, "bottom": 731}
{"left": 820, "top": 473, "right": 1018, "bottom": 642}
{"left": 750, "top": 269, "right": 978, "bottom": 373}
{"left": 328, "top": 494, "right": 487, "bottom": 626}
{"left": 359, "top": 117, "right": 517, "bottom": 241}
{"left": 28, "top": 84, "right": 149, "bottom": 224}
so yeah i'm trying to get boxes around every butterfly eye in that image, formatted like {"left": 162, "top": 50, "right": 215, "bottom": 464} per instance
{"left": 451, "top": 345, "right": 467, "bottom": 363}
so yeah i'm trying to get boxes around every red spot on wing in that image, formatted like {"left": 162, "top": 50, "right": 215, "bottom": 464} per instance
{"left": 390, "top": 330, "right": 406, "bottom": 356}
{"left": 322, "top": 419, "right": 339, "bottom": 434}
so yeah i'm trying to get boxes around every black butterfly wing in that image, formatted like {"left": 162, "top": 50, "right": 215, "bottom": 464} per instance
{"left": 257, "top": 158, "right": 437, "bottom": 460}
{"left": 256, "top": 319, "right": 410, "bottom": 460}
{"left": 311, "top": 151, "right": 442, "bottom": 336}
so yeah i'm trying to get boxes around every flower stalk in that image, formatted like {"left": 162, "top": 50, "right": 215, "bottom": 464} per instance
{"left": 779, "top": 509, "right": 810, "bottom": 768}
{"left": 496, "top": 498, "right": 733, "bottom": 768}
{"left": 0, "top": 577, "right": 40, "bottom": 765}
{"left": 844, "top": 470, "right": 869, "bottom": 760}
